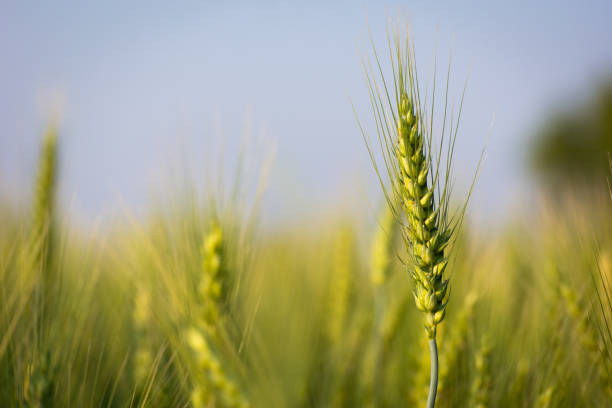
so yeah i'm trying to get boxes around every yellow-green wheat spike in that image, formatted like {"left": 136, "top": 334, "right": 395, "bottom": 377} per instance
{"left": 187, "top": 223, "right": 249, "bottom": 408}
{"left": 23, "top": 125, "right": 59, "bottom": 408}
{"left": 199, "top": 223, "right": 225, "bottom": 332}
{"left": 395, "top": 87, "right": 450, "bottom": 339}
{"left": 357, "top": 23, "right": 483, "bottom": 408}
{"left": 32, "top": 125, "right": 58, "bottom": 256}
{"left": 186, "top": 328, "right": 249, "bottom": 408}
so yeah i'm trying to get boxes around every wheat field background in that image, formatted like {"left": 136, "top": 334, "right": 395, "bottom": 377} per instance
{"left": 2, "top": 3, "right": 612, "bottom": 407}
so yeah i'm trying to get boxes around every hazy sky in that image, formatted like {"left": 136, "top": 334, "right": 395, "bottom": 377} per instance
{"left": 2, "top": 1, "right": 612, "bottom": 227}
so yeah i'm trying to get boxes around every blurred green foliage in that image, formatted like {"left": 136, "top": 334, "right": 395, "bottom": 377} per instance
{"left": 530, "top": 79, "right": 612, "bottom": 186}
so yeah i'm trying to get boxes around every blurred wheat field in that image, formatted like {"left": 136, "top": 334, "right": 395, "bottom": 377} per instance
{"left": 2, "top": 12, "right": 612, "bottom": 404}
{"left": 0, "top": 124, "right": 611, "bottom": 407}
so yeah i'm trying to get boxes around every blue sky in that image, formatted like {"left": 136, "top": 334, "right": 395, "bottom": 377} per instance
{"left": 1, "top": 1, "right": 612, "bottom": 227}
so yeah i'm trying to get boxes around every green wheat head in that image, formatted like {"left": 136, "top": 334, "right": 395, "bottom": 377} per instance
{"left": 357, "top": 24, "right": 480, "bottom": 339}
{"left": 184, "top": 221, "right": 249, "bottom": 408}
{"left": 199, "top": 222, "right": 226, "bottom": 331}
{"left": 32, "top": 125, "right": 58, "bottom": 245}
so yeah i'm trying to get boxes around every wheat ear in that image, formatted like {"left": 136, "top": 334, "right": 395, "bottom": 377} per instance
{"left": 186, "top": 328, "right": 249, "bottom": 408}
{"left": 32, "top": 125, "right": 58, "bottom": 251}
{"left": 560, "top": 283, "right": 612, "bottom": 398}
{"left": 24, "top": 125, "right": 58, "bottom": 407}
{"left": 199, "top": 222, "right": 226, "bottom": 333}
{"left": 357, "top": 23, "right": 481, "bottom": 407}
{"left": 186, "top": 223, "right": 249, "bottom": 408}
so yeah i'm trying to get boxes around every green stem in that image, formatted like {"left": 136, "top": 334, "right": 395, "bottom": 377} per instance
{"left": 427, "top": 337, "right": 438, "bottom": 408}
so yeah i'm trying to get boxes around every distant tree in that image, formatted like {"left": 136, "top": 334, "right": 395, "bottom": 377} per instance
{"left": 530, "top": 79, "right": 612, "bottom": 188}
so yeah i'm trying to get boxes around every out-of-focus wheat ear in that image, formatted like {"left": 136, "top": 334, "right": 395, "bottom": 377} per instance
{"left": 32, "top": 125, "right": 58, "bottom": 266}
{"left": 185, "top": 222, "right": 250, "bottom": 407}
{"left": 507, "top": 358, "right": 530, "bottom": 405}
{"left": 470, "top": 336, "right": 491, "bottom": 408}
{"left": 199, "top": 222, "right": 226, "bottom": 334}
{"left": 535, "top": 386, "right": 555, "bottom": 408}
{"left": 438, "top": 292, "right": 477, "bottom": 399}
{"left": 370, "top": 202, "right": 399, "bottom": 287}
{"left": 560, "top": 283, "right": 612, "bottom": 399}
{"left": 22, "top": 125, "right": 59, "bottom": 408}
{"left": 23, "top": 350, "right": 53, "bottom": 407}
{"left": 133, "top": 288, "right": 153, "bottom": 393}
{"left": 186, "top": 328, "right": 249, "bottom": 408}
{"left": 32, "top": 125, "right": 59, "bottom": 322}
{"left": 330, "top": 308, "right": 373, "bottom": 408}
